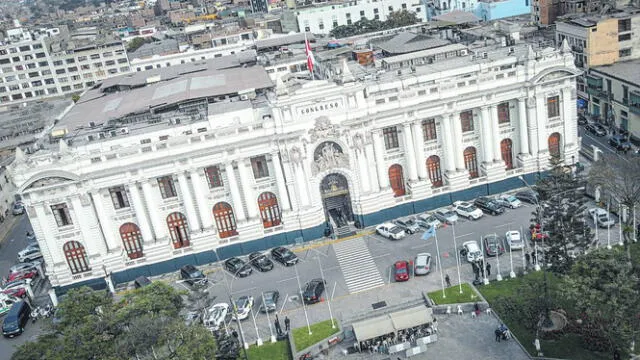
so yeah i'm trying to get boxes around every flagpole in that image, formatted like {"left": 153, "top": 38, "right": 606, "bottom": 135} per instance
{"left": 434, "top": 230, "right": 446, "bottom": 299}
{"left": 304, "top": 32, "right": 315, "bottom": 80}
{"left": 495, "top": 233, "right": 503, "bottom": 281}
{"left": 619, "top": 204, "right": 624, "bottom": 246}
{"left": 451, "top": 223, "right": 463, "bottom": 294}
{"left": 594, "top": 212, "right": 599, "bottom": 248}
{"left": 480, "top": 235, "right": 488, "bottom": 284}
{"left": 607, "top": 202, "right": 612, "bottom": 249}
{"left": 634, "top": 205, "right": 637, "bottom": 243}
{"left": 521, "top": 226, "right": 527, "bottom": 275}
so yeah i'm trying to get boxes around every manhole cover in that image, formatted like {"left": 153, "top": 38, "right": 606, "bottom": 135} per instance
{"left": 372, "top": 301, "right": 387, "bottom": 310}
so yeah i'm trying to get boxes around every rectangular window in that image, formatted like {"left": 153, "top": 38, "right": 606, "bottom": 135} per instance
{"left": 422, "top": 119, "right": 437, "bottom": 141}
{"left": 497, "top": 102, "right": 510, "bottom": 124}
{"left": 251, "top": 155, "right": 270, "bottom": 179}
{"left": 157, "top": 176, "right": 177, "bottom": 199}
{"left": 547, "top": 96, "right": 560, "bottom": 118}
{"left": 204, "top": 166, "right": 223, "bottom": 188}
{"left": 51, "top": 203, "right": 72, "bottom": 227}
{"left": 619, "top": 48, "right": 631, "bottom": 57}
{"left": 383, "top": 126, "right": 400, "bottom": 149}
{"left": 618, "top": 34, "right": 631, "bottom": 41}
{"left": 109, "top": 186, "right": 130, "bottom": 209}
{"left": 460, "top": 110, "right": 474, "bottom": 132}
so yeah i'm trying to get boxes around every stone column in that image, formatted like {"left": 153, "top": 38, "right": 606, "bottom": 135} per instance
{"left": 490, "top": 105, "right": 503, "bottom": 163}
{"left": 271, "top": 152, "right": 291, "bottom": 212}
{"left": 526, "top": 97, "right": 539, "bottom": 155}
{"left": 356, "top": 148, "right": 371, "bottom": 193}
{"left": 294, "top": 163, "right": 310, "bottom": 207}
{"left": 518, "top": 98, "right": 530, "bottom": 155}
{"left": 225, "top": 162, "right": 247, "bottom": 222}
{"left": 403, "top": 123, "right": 418, "bottom": 181}
{"left": 237, "top": 160, "right": 259, "bottom": 219}
{"left": 480, "top": 106, "right": 494, "bottom": 163}
{"left": 372, "top": 130, "right": 390, "bottom": 188}
{"left": 451, "top": 113, "right": 465, "bottom": 170}
{"left": 190, "top": 170, "right": 214, "bottom": 230}
{"left": 440, "top": 115, "right": 456, "bottom": 172}
{"left": 142, "top": 180, "right": 167, "bottom": 240}
{"left": 177, "top": 172, "right": 201, "bottom": 231}
{"left": 562, "top": 88, "right": 577, "bottom": 147}
{"left": 412, "top": 121, "right": 427, "bottom": 179}
{"left": 365, "top": 142, "right": 380, "bottom": 192}
{"left": 535, "top": 95, "right": 548, "bottom": 153}
{"left": 70, "top": 196, "right": 97, "bottom": 254}
{"left": 90, "top": 190, "right": 119, "bottom": 250}
{"left": 128, "top": 183, "right": 154, "bottom": 242}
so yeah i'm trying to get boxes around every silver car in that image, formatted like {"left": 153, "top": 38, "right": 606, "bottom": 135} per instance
{"left": 414, "top": 253, "right": 432, "bottom": 276}
{"left": 415, "top": 214, "right": 442, "bottom": 229}
{"left": 393, "top": 218, "right": 421, "bottom": 234}
{"left": 434, "top": 209, "right": 459, "bottom": 225}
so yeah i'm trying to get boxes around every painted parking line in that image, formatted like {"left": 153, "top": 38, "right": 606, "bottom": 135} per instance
{"left": 231, "top": 287, "right": 257, "bottom": 295}
{"left": 457, "top": 233, "right": 474, "bottom": 238}
{"left": 371, "top": 253, "right": 391, "bottom": 259}
{"left": 411, "top": 243, "right": 429, "bottom": 249}
{"left": 276, "top": 276, "right": 297, "bottom": 284}
{"left": 279, "top": 294, "right": 289, "bottom": 314}
{"left": 495, "top": 222, "right": 514, "bottom": 228}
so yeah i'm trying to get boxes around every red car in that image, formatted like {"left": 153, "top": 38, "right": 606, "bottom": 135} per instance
{"left": 7, "top": 269, "right": 38, "bottom": 282}
{"left": 1, "top": 280, "right": 28, "bottom": 298}
{"left": 394, "top": 261, "right": 410, "bottom": 282}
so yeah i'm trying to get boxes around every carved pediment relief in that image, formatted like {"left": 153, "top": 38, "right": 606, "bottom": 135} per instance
{"left": 26, "top": 176, "right": 74, "bottom": 189}
{"left": 308, "top": 117, "right": 341, "bottom": 143}
{"left": 312, "top": 141, "right": 350, "bottom": 175}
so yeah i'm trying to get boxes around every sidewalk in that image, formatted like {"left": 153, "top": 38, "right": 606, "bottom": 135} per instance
{"left": 0, "top": 213, "right": 22, "bottom": 244}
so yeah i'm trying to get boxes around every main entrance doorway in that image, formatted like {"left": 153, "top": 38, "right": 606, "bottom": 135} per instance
{"left": 320, "top": 173, "right": 353, "bottom": 227}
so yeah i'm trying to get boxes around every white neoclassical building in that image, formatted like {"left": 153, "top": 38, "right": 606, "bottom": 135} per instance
{"left": 11, "top": 41, "right": 580, "bottom": 292}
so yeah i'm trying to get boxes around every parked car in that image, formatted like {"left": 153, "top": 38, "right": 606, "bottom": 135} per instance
{"left": 180, "top": 264, "right": 208, "bottom": 286}
{"left": 17, "top": 244, "right": 42, "bottom": 263}
{"left": 494, "top": 194, "right": 522, "bottom": 209}
{"left": 224, "top": 257, "right": 253, "bottom": 278}
{"left": 8, "top": 262, "right": 38, "bottom": 275}
{"left": 505, "top": 230, "right": 524, "bottom": 250}
{"left": 474, "top": 197, "right": 505, "bottom": 215}
{"left": 302, "top": 279, "right": 326, "bottom": 304}
{"left": 259, "top": 290, "right": 280, "bottom": 313}
{"left": 394, "top": 261, "right": 410, "bottom": 282}
{"left": 26, "top": 232, "right": 36, "bottom": 242}
{"left": 232, "top": 296, "right": 254, "bottom": 320}
{"left": 609, "top": 135, "right": 632, "bottom": 151}
{"left": 203, "top": 303, "right": 229, "bottom": 330}
{"left": 11, "top": 203, "right": 24, "bottom": 216}
{"left": 433, "top": 209, "right": 459, "bottom": 225}
{"left": 0, "top": 295, "right": 19, "bottom": 317}
{"left": 414, "top": 253, "right": 432, "bottom": 276}
{"left": 585, "top": 123, "right": 607, "bottom": 136}
{"left": 183, "top": 310, "right": 202, "bottom": 327}
{"left": 2, "top": 300, "right": 31, "bottom": 338}
{"left": 375, "top": 223, "right": 406, "bottom": 240}
{"left": 577, "top": 114, "right": 588, "bottom": 125}
{"left": 460, "top": 241, "right": 484, "bottom": 263}
{"left": 271, "top": 247, "right": 299, "bottom": 266}
{"left": 587, "top": 207, "right": 615, "bottom": 228}
{"left": 1, "top": 280, "right": 28, "bottom": 298}
{"left": 483, "top": 234, "right": 505, "bottom": 257}
{"left": 248, "top": 252, "right": 274, "bottom": 272}
{"left": 515, "top": 190, "right": 538, "bottom": 204}
{"left": 133, "top": 276, "right": 152, "bottom": 289}
{"left": 7, "top": 268, "right": 38, "bottom": 282}
{"left": 415, "top": 213, "right": 442, "bottom": 229}
{"left": 393, "top": 218, "right": 421, "bottom": 235}
{"left": 452, "top": 201, "right": 483, "bottom": 220}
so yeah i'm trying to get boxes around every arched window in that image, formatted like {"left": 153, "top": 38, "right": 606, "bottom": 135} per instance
{"left": 500, "top": 139, "right": 514, "bottom": 170}
{"left": 548, "top": 133, "right": 561, "bottom": 158}
{"left": 464, "top": 147, "right": 479, "bottom": 179}
{"left": 167, "top": 212, "right": 190, "bottom": 249}
{"left": 426, "top": 155, "right": 443, "bottom": 187}
{"left": 213, "top": 202, "right": 238, "bottom": 238}
{"left": 258, "top": 192, "right": 281, "bottom": 228}
{"left": 119, "top": 223, "right": 143, "bottom": 259}
{"left": 63, "top": 241, "right": 90, "bottom": 274}
{"left": 388, "top": 164, "right": 406, "bottom": 197}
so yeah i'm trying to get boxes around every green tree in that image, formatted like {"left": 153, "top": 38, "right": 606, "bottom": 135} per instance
{"left": 385, "top": 9, "right": 420, "bottom": 28}
{"left": 115, "top": 281, "right": 184, "bottom": 321}
{"left": 71, "top": 93, "right": 80, "bottom": 103}
{"left": 491, "top": 274, "right": 553, "bottom": 331}
{"left": 127, "top": 37, "right": 148, "bottom": 52}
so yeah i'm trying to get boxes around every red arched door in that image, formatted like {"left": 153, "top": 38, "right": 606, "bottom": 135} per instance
{"left": 500, "top": 139, "right": 514, "bottom": 170}
{"left": 388, "top": 164, "right": 406, "bottom": 197}
{"left": 464, "top": 147, "right": 479, "bottom": 178}
{"left": 167, "top": 212, "right": 190, "bottom": 249}
{"left": 258, "top": 192, "right": 281, "bottom": 228}
{"left": 548, "top": 133, "right": 561, "bottom": 158}
{"left": 119, "top": 222, "right": 144, "bottom": 259}
{"left": 213, "top": 202, "right": 238, "bottom": 238}
{"left": 426, "top": 155, "right": 443, "bottom": 187}
{"left": 63, "top": 241, "right": 90, "bottom": 274}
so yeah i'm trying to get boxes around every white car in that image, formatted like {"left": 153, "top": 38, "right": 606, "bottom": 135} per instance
{"left": 203, "top": 303, "right": 229, "bottom": 331}
{"left": 587, "top": 208, "right": 615, "bottom": 228}
{"left": 461, "top": 241, "right": 484, "bottom": 263}
{"left": 452, "top": 201, "right": 484, "bottom": 220}
{"left": 505, "top": 230, "right": 523, "bottom": 250}
{"left": 376, "top": 223, "right": 406, "bottom": 240}
{"left": 17, "top": 244, "right": 42, "bottom": 263}
{"left": 415, "top": 214, "right": 442, "bottom": 229}
{"left": 495, "top": 194, "right": 522, "bottom": 209}
{"left": 232, "top": 296, "right": 254, "bottom": 321}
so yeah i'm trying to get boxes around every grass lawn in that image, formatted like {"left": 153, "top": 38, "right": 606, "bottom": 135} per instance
{"left": 427, "top": 283, "right": 480, "bottom": 304}
{"left": 292, "top": 319, "right": 339, "bottom": 352}
{"left": 246, "top": 340, "right": 290, "bottom": 360}
{"left": 479, "top": 273, "right": 608, "bottom": 360}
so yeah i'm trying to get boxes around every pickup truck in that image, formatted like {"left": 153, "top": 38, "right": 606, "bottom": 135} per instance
{"left": 376, "top": 223, "right": 406, "bottom": 240}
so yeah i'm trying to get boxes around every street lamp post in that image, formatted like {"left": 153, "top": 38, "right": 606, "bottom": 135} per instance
{"left": 316, "top": 257, "right": 335, "bottom": 329}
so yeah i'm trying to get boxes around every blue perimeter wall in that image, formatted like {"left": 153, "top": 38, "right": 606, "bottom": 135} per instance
{"left": 54, "top": 171, "right": 540, "bottom": 295}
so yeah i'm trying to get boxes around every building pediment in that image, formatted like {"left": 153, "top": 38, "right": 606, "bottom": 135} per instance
{"left": 530, "top": 67, "right": 582, "bottom": 85}
{"left": 20, "top": 170, "right": 80, "bottom": 192}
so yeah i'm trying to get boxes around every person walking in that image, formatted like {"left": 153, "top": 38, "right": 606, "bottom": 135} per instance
{"left": 284, "top": 316, "right": 290, "bottom": 331}
{"left": 445, "top": 274, "right": 451, "bottom": 287}
{"left": 531, "top": 251, "right": 537, "bottom": 265}
{"left": 525, "top": 252, "right": 531, "bottom": 267}
{"left": 486, "top": 263, "right": 492, "bottom": 277}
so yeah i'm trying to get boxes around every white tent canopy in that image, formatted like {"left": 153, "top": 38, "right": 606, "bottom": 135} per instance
{"left": 351, "top": 306, "right": 434, "bottom": 342}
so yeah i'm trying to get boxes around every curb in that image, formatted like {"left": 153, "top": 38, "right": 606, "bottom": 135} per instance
{"left": 292, "top": 229, "right": 376, "bottom": 253}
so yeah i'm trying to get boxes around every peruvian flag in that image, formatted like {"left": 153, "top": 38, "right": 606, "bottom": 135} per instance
{"left": 305, "top": 35, "right": 315, "bottom": 75}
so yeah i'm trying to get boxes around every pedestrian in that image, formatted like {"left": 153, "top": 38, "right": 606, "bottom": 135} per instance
{"left": 284, "top": 316, "right": 290, "bottom": 331}
{"left": 486, "top": 263, "right": 491, "bottom": 277}
{"left": 531, "top": 251, "right": 537, "bottom": 265}
{"left": 525, "top": 252, "right": 531, "bottom": 266}
{"left": 445, "top": 274, "right": 451, "bottom": 287}
{"left": 275, "top": 320, "right": 282, "bottom": 335}
{"left": 495, "top": 329, "right": 501, "bottom": 342}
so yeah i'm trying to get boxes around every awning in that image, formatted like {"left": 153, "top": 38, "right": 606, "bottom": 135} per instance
{"left": 390, "top": 306, "right": 433, "bottom": 331}
{"left": 352, "top": 316, "right": 395, "bottom": 342}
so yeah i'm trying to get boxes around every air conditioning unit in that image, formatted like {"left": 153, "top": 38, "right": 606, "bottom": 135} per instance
{"left": 460, "top": 49, "right": 468, "bottom": 56}
{"left": 240, "top": 94, "right": 249, "bottom": 100}
{"left": 119, "top": 127, "right": 129, "bottom": 135}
